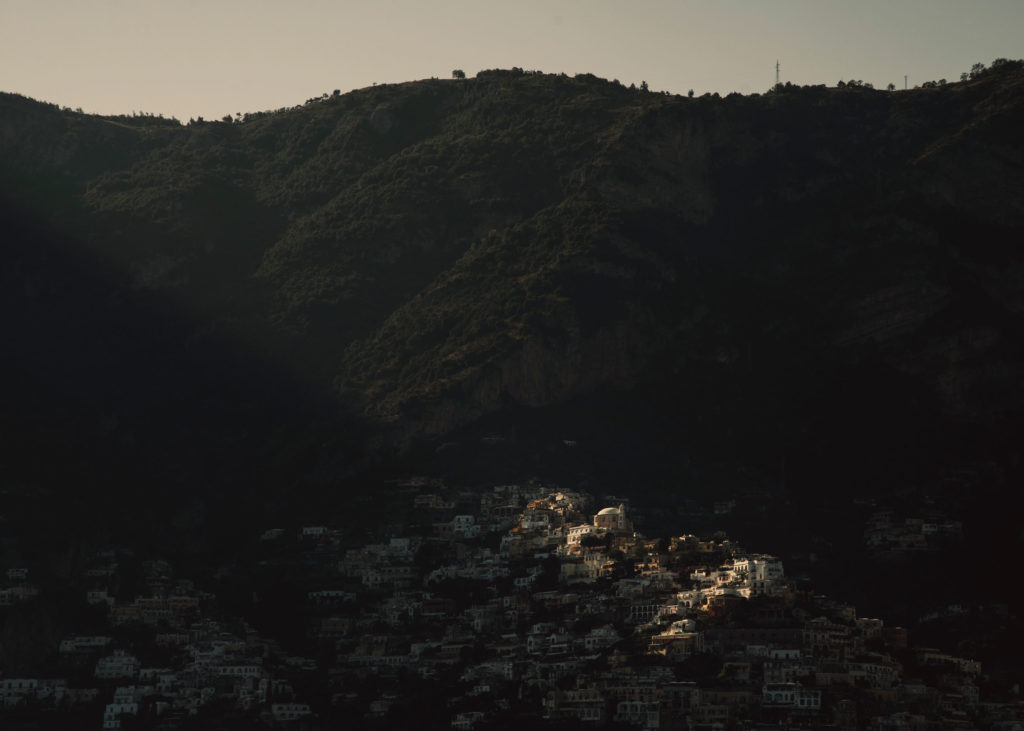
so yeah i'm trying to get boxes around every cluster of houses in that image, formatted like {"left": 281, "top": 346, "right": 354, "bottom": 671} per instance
{"left": 0, "top": 552, "right": 320, "bottom": 728}
{"left": 291, "top": 483, "right": 1010, "bottom": 729}
{"left": 0, "top": 480, "right": 1019, "bottom": 729}
{"left": 863, "top": 509, "right": 964, "bottom": 556}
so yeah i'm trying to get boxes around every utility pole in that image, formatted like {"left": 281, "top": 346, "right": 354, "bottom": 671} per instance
{"left": 776, "top": 60, "right": 780, "bottom": 87}
{"left": 904, "top": 75, "right": 908, "bottom": 90}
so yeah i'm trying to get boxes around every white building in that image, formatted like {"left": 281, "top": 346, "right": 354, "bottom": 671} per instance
{"left": 1, "top": 679, "right": 38, "bottom": 708}
{"left": 762, "top": 683, "right": 821, "bottom": 710}
{"left": 87, "top": 589, "right": 116, "bottom": 607}
{"left": 452, "top": 515, "right": 480, "bottom": 538}
{"left": 95, "top": 651, "right": 140, "bottom": 680}
{"left": 732, "top": 555, "right": 784, "bottom": 582}
{"left": 452, "top": 711, "right": 486, "bottom": 729}
{"left": 299, "top": 526, "right": 328, "bottom": 539}
{"left": 217, "top": 664, "right": 263, "bottom": 679}
{"left": 272, "top": 703, "right": 312, "bottom": 721}
{"left": 60, "top": 635, "right": 113, "bottom": 654}
{"left": 103, "top": 701, "right": 139, "bottom": 729}
{"left": 615, "top": 700, "right": 661, "bottom": 729}
{"left": 565, "top": 523, "right": 601, "bottom": 545}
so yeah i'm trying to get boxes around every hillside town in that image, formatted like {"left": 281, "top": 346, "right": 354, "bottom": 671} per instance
{"left": 0, "top": 480, "right": 1020, "bottom": 730}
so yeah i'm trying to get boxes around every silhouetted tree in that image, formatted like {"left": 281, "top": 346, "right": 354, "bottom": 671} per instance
{"left": 688, "top": 89, "right": 694, "bottom": 98}
{"left": 887, "top": 83, "right": 896, "bottom": 91}
{"left": 640, "top": 80, "right": 649, "bottom": 91}
{"left": 451, "top": 69, "right": 466, "bottom": 79}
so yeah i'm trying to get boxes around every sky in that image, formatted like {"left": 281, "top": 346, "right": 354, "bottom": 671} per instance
{"left": 1, "top": 0, "right": 1021, "bottom": 122}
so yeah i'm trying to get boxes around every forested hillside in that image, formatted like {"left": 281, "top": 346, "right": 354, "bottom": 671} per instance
{"left": 2, "top": 63, "right": 1023, "bottom": 553}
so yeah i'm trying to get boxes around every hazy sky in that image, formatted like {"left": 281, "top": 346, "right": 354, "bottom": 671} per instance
{"left": 2, "top": 0, "right": 1021, "bottom": 121}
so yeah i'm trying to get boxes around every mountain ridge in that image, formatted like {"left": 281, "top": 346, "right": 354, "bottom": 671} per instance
{"left": 2, "top": 64, "right": 1023, "bottom": 497}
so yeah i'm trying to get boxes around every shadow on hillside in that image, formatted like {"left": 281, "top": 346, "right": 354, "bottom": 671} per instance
{"left": 0, "top": 197, "right": 370, "bottom": 563}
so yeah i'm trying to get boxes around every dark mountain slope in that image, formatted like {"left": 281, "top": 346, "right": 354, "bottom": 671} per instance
{"left": 1, "top": 64, "right": 1023, "bottom": 520}
{"left": 335, "top": 68, "right": 1024, "bottom": 455}
{"left": 0, "top": 200, "right": 367, "bottom": 558}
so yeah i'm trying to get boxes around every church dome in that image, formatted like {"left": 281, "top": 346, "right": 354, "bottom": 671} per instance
{"left": 597, "top": 507, "right": 620, "bottom": 516}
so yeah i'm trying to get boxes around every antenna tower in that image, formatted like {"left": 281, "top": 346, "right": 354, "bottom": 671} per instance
{"left": 776, "top": 60, "right": 780, "bottom": 86}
